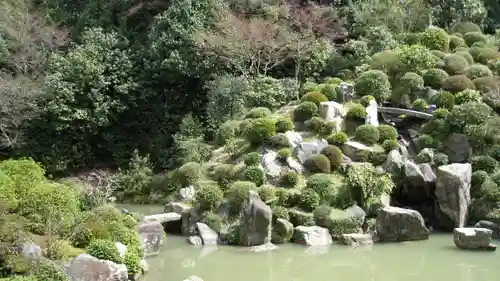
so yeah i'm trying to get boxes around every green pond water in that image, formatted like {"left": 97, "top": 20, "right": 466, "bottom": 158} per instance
{"left": 120, "top": 205, "right": 500, "bottom": 281}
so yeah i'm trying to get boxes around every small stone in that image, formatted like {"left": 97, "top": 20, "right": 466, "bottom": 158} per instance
{"left": 187, "top": 236, "right": 202, "bottom": 246}
{"left": 341, "top": 233, "right": 373, "bottom": 246}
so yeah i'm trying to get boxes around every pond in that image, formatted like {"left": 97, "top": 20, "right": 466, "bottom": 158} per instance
{"left": 119, "top": 205, "right": 500, "bottom": 281}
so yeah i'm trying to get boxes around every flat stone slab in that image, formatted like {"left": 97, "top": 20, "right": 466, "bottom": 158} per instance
{"left": 454, "top": 227, "right": 497, "bottom": 251}
{"left": 341, "top": 233, "right": 373, "bottom": 246}
{"left": 144, "top": 213, "right": 181, "bottom": 223}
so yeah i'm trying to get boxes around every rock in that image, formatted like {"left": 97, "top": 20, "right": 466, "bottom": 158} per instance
{"left": 164, "top": 202, "right": 192, "bottom": 214}
{"left": 137, "top": 220, "right": 165, "bottom": 257}
{"left": 143, "top": 213, "right": 182, "bottom": 223}
{"left": 239, "top": 191, "right": 272, "bottom": 246}
{"left": 342, "top": 141, "right": 374, "bottom": 160}
{"left": 115, "top": 242, "right": 127, "bottom": 260}
{"left": 418, "top": 148, "right": 435, "bottom": 163}
{"left": 345, "top": 205, "right": 366, "bottom": 224}
{"left": 260, "top": 150, "right": 284, "bottom": 182}
{"left": 66, "top": 254, "right": 128, "bottom": 281}
{"left": 182, "top": 206, "right": 203, "bottom": 236}
{"left": 284, "top": 131, "right": 303, "bottom": 149}
{"left": 187, "top": 236, "right": 203, "bottom": 246}
{"left": 319, "top": 101, "right": 346, "bottom": 132}
{"left": 383, "top": 149, "right": 404, "bottom": 176}
{"left": 183, "top": 276, "right": 204, "bottom": 281}
{"left": 178, "top": 186, "right": 196, "bottom": 202}
{"left": 402, "top": 161, "right": 436, "bottom": 203}
{"left": 249, "top": 243, "right": 278, "bottom": 252}
{"left": 446, "top": 133, "right": 472, "bottom": 163}
{"left": 292, "top": 226, "right": 333, "bottom": 246}
{"left": 341, "top": 233, "right": 373, "bottom": 246}
{"left": 286, "top": 157, "right": 304, "bottom": 173}
{"left": 294, "top": 139, "right": 329, "bottom": 164}
{"left": 196, "top": 222, "right": 218, "bottom": 245}
{"left": 435, "top": 163, "right": 472, "bottom": 229}
{"left": 21, "top": 242, "right": 42, "bottom": 261}
{"left": 376, "top": 206, "right": 429, "bottom": 242}
{"left": 453, "top": 228, "right": 497, "bottom": 251}
{"left": 365, "top": 99, "right": 379, "bottom": 126}
{"left": 474, "top": 220, "right": 500, "bottom": 238}
{"left": 271, "top": 218, "right": 294, "bottom": 244}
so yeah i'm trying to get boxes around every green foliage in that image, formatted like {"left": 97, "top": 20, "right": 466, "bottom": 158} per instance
{"left": 320, "top": 145, "right": 343, "bottom": 171}
{"left": 369, "top": 51, "right": 398, "bottom": 73}
{"left": 86, "top": 239, "right": 121, "bottom": 264}
{"left": 443, "top": 54, "right": 469, "bottom": 75}
{"left": 455, "top": 51, "right": 474, "bottom": 64}
{"left": 301, "top": 91, "right": 328, "bottom": 106}
{"left": 360, "top": 95, "right": 375, "bottom": 107}
{"left": 451, "top": 22, "right": 482, "bottom": 34}
{"left": 243, "top": 76, "right": 293, "bottom": 111}
{"left": 280, "top": 171, "right": 298, "bottom": 188}
{"left": 423, "top": 68, "right": 449, "bottom": 89}
{"left": 200, "top": 211, "right": 223, "bottom": 233}
{"left": 0, "top": 159, "right": 45, "bottom": 196}
{"left": 177, "top": 162, "right": 201, "bottom": 187}
{"left": 243, "top": 166, "right": 266, "bottom": 187}
{"left": 293, "top": 102, "right": 318, "bottom": 122}
{"left": 245, "top": 107, "right": 272, "bottom": 119}
{"left": 355, "top": 125, "right": 380, "bottom": 145}
{"left": 432, "top": 91, "right": 455, "bottom": 110}
{"left": 377, "top": 125, "right": 398, "bottom": 143}
{"left": 244, "top": 118, "right": 276, "bottom": 146}
{"left": 320, "top": 84, "right": 338, "bottom": 100}
{"left": 464, "top": 64, "right": 493, "bottom": 80}
{"left": 299, "top": 189, "right": 321, "bottom": 212}
{"left": 433, "top": 108, "right": 451, "bottom": 119}
{"left": 304, "top": 155, "right": 331, "bottom": 174}
{"left": 345, "top": 103, "right": 367, "bottom": 120}
{"left": 257, "top": 185, "right": 276, "bottom": 203}
{"left": 0, "top": 172, "right": 17, "bottom": 211}
{"left": 361, "top": 26, "right": 398, "bottom": 54}
{"left": 471, "top": 47, "right": 500, "bottom": 65}
{"left": 226, "top": 181, "right": 256, "bottom": 214}
{"left": 306, "top": 174, "right": 338, "bottom": 203}
{"left": 471, "top": 155, "right": 498, "bottom": 173}
{"left": 346, "top": 163, "right": 394, "bottom": 210}
{"left": 382, "top": 139, "right": 400, "bottom": 152}
{"left": 420, "top": 27, "right": 450, "bottom": 51}
{"left": 442, "top": 75, "right": 475, "bottom": 93}
{"left": 463, "top": 32, "right": 488, "bottom": 46}
{"left": 394, "top": 44, "right": 436, "bottom": 74}
{"left": 196, "top": 182, "right": 224, "bottom": 211}
{"left": 455, "top": 89, "right": 483, "bottom": 104}
{"left": 271, "top": 206, "right": 289, "bottom": 221}
{"left": 326, "top": 132, "right": 348, "bottom": 146}
{"left": 416, "top": 134, "right": 437, "bottom": 149}
{"left": 313, "top": 205, "right": 333, "bottom": 228}
{"left": 267, "top": 133, "right": 291, "bottom": 149}
{"left": 33, "top": 260, "right": 70, "bottom": 281}
{"left": 473, "top": 76, "right": 499, "bottom": 94}
{"left": 300, "top": 82, "right": 318, "bottom": 96}
{"left": 111, "top": 150, "right": 154, "bottom": 202}
{"left": 277, "top": 148, "right": 292, "bottom": 162}
{"left": 412, "top": 99, "right": 429, "bottom": 111}
{"left": 308, "top": 117, "right": 326, "bottom": 135}
{"left": 447, "top": 102, "right": 493, "bottom": 129}
{"left": 354, "top": 70, "right": 391, "bottom": 102}
{"left": 275, "top": 117, "right": 294, "bottom": 133}
{"left": 124, "top": 249, "right": 141, "bottom": 275}
{"left": 449, "top": 35, "right": 466, "bottom": 50}
{"left": 244, "top": 152, "right": 260, "bottom": 166}
{"left": 471, "top": 170, "right": 488, "bottom": 194}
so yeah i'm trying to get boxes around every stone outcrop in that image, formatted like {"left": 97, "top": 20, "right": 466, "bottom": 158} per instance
{"left": 474, "top": 220, "right": 500, "bottom": 239}
{"left": 260, "top": 150, "right": 284, "bottom": 182}
{"left": 196, "top": 222, "right": 218, "bottom": 245}
{"left": 238, "top": 191, "right": 272, "bottom": 246}
{"left": 66, "top": 254, "right": 128, "bottom": 281}
{"left": 294, "top": 139, "right": 328, "bottom": 164}
{"left": 376, "top": 206, "right": 429, "bottom": 242}
{"left": 137, "top": 220, "right": 165, "bottom": 256}
{"left": 453, "top": 228, "right": 497, "bottom": 251}
{"left": 446, "top": 133, "right": 471, "bottom": 163}
{"left": 292, "top": 226, "right": 332, "bottom": 246}
{"left": 435, "top": 163, "right": 472, "bottom": 229}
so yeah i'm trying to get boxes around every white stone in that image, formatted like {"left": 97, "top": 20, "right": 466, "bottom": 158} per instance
{"left": 453, "top": 227, "right": 496, "bottom": 251}
{"left": 115, "top": 242, "right": 127, "bottom": 260}
{"left": 284, "top": 131, "right": 303, "bottom": 148}
{"left": 365, "top": 99, "right": 379, "bottom": 126}
{"left": 319, "top": 101, "right": 346, "bottom": 132}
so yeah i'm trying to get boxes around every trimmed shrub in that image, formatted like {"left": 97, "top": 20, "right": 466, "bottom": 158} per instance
{"left": 124, "top": 249, "right": 141, "bottom": 275}
{"left": 300, "top": 81, "right": 318, "bottom": 96}
{"left": 307, "top": 173, "right": 338, "bottom": 203}
{"left": 455, "top": 89, "right": 482, "bottom": 104}
{"left": 244, "top": 152, "right": 260, "bottom": 166}
{"left": 293, "top": 101, "right": 318, "bottom": 122}
{"left": 420, "top": 27, "right": 449, "bottom": 51}
{"left": 465, "top": 64, "right": 493, "bottom": 80}
{"left": 243, "top": 166, "right": 266, "bottom": 187}
{"left": 471, "top": 155, "right": 498, "bottom": 173}
{"left": 275, "top": 117, "right": 294, "bottom": 133}
{"left": 473, "top": 76, "right": 499, "bottom": 93}
{"left": 394, "top": 44, "right": 436, "bottom": 74}
{"left": 324, "top": 77, "right": 343, "bottom": 85}
{"left": 326, "top": 132, "right": 348, "bottom": 146}
{"left": 449, "top": 35, "right": 466, "bottom": 50}
{"left": 304, "top": 154, "right": 331, "bottom": 173}
{"left": 313, "top": 205, "right": 333, "bottom": 227}
{"left": 268, "top": 133, "right": 291, "bottom": 148}
{"left": 442, "top": 75, "right": 475, "bottom": 93}
{"left": 471, "top": 170, "right": 488, "bottom": 191}
{"left": 244, "top": 117, "right": 276, "bottom": 145}
{"left": 177, "top": 162, "right": 201, "bottom": 187}
{"left": 412, "top": 99, "right": 428, "bottom": 111}
{"left": 473, "top": 47, "right": 500, "bottom": 65}
{"left": 281, "top": 170, "right": 299, "bottom": 188}
{"left": 308, "top": 117, "right": 325, "bottom": 134}
{"left": 360, "top": 95, "right": 375, "bottom": 107}
{"left": 382, "top": 139, "right": 399, "bottom": 152}
{"left": 0, "top": 158, "right": 45, "bottom": 195}
{"left": 320, "top": 145, "right": 343, "bottom": 170}
{"left": 271, "top": 205, "right": 290, "bottom": 221}
{"left": 463, "top": 32, "right": 487, "bottom": 47}
{"left": 431, "top": 50, "right": 446, "bottom": 59}
{"left": 301, "top": 91, "right": 328, "bottom": 106}
{"left": 447, "top": 102, "right": 493, "bottom": 128}
{"left": 369, "top": 50, "right": 398, "bottom": 73}
{"left": 299, "top": 189, "right": 321, "bottom": 211}
{"left": 443, "top": 54, "right": 469, "bottom": 75}
{"left": 345, "top": 103, "right": 367, "bottom": 120}
{"left": 320, "top": 83, "right": 338, "bottom": 100}
{"left": 245, "top": 107, "right": 272, "bottom": 119}
{"left": 196, "top": 182, "right": 224, "bottom": 211}
{"left": 416, "top": 134, "right": 436, "bottom": 149}
{"left": 354, "top": 70, "right": 391, "bottom": 102}
{"left": 377, "top": 124, "right": 398, "bottom": 142}
{"left": 455, "top": 51, "right": 474, "bottom": 64}
{"left": 258, "top": 185, "right": 276, "bottom": 203}
{"left": 432, "top": 91, "right": 455, "bottom": 110}
{"left": 215, "top": 120, "right": 240, "bottom": 145}
{"left": 86, "top": 239, "right": 121, "bottom": 264}
{"left": 423, "top": 68, "right": 449, "bottom": 89}
{"left": 398, "top": 72, "right": 424, "bottom": 94}
{"left": 320, "top": 121, "right": 337, "bottom": 136}
{"left": 451, "top": 22, "right": 481, "bottom": 35}
{"left": 277, "top": 148, "right": 292, "bottom": 161}
{"left": 355, "top": 124, "right": 380, "bottom": 145}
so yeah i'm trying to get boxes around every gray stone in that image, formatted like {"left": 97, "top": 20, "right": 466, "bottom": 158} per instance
{"left": 474, "top": 220, "right": 500, "bottom": 239}
{"left": 294, "top": 139, "right": 329, "bottom": 164}
{"left": 181, "top": 206, "right": 203, "bottom": 236}
{"left": 249, "top": 243, "right": 278, "bottom": 252}
{"left": 286, "top": 157, "right": 304, "bottom": 173}
{"left": 187, "top": 236, "right": 203, "bottom": 246}
{"left": 178, "top": 186, "right": 196, "bottom": 202}
{"left": 164, "top": 202, "right": 192, "bottom": 214}
{"left": 341, "top": 233, "right": 373, "bottom": 246}
{"left": 292, "top": 226, "right": 333, "bottom": 246}
{"left": 21, "top": 242, "right": 42, "bottom": 261}
{"left": 376, "top": 206, "right": 429, "bottom": 242}
{"left": 143, "top": 212, "right": 181, "bottom": 223}
{"left": 260, "top": 150, "right": 284, "bottom": 182}
{"left": 435, "top": 163, "right": 472, "bottom": 228}
{"left": 66, "top": 254, "right": 128, "bottom": 281}
{"left": 114, "top": 242, "right": 127, "bottom": 260}
{"left": 196, "top": 222, "right": 218, "bottom": 245}
{"left": 284, "top": 131, "right": 303, "bottom": 149}
{"left": 319, "top": 101, "right": 346, "bottom": 132}
{"left": 418, "top": 148, "right": 435, "bottom": 163}
{"left": 137, "top": 220, "right": 164, "bottom": 256}
{"left": 446, "top": 133, "right": 472, "bottom": 163}
{"left": 239, "top": 191, "right": 272, "bottom": 246}
{"left": 383, "top": 149, "right": 404, "bottom": 176}
{"left": 453, "top": 227, "right": 497, "bottom": 251}
{"left": 346, "top": 205, "right": 366, "bottom": 223}
{"left": 271, "top": 218, "right": 294, "bottom": 244}
{"left": 342, "top": 141, "right": 374, "bottom": 160}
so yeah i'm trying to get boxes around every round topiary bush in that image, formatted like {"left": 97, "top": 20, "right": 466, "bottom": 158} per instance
{"left": 320, "top": 83, "right": 338, "bottom": 100}
{"left": 412, "top": 98, "right": 428, "bottom": 111}
{"left": 432, "top": 91, "right": 455, "bottom": 110}
{"left": 271, "top": 205, "right": 290, "bottom": 221}
{"left": 306, "top": 173, "right": 338, "bottom": 202}
{"left": 244, "top": 117, "right": 276, "bottom": 145}
{"left": 308, "top": 116, "right": 325, "bottom": 134}
{"left": 304, "top": 154, "right": 331, "bottom": 173}
{"left": 382, "top": 139, "right": 399, "bottom": 152}
{"left": 277, "top": 148, "right": 292, "bottom": 162}
{"left": 299, "top": 189, "right": 321, "bottom": 212}
{"left": 275, "top": 117, "right": 294, "bottom": 133}
{"left": 398, "top": 72, "right": 424, "bottom": 94}
{"left": 320, "top": 145, "right": 342, "bottom": 170}
{"left": 447, "top": 102, "right": 493, "bottom": 128}
{"left": 451, "top": 22, "right": 481, "bottom": 35}
{"left": 243, "top": 166, "right": 266, "bottom": 187}
{"left": 326, "top": 132, "right": 348, "bottom": 146}
{"left": 455, "top": 89, "right": 482, "bottom": 104}
{"left": 86, "top": 239, "right": 121, "bottom": 264}
{"left": 433, "top": 108, "right": 450, "bottom": 119}
{"left": 355, "top": 124, "right": 380, "bottom": 145}
{"left": 431, "top": 50, "right": 447, "bottom": 59}
{"left": 177, "top": 162, "right": 201, "bottom": 187}
{"left": 464, "top": 64, "right": 493, "bottom": 80}
{"left": 268, "top": 133, "right": 291, "bottom": 148}
{"left": 313, "top": 205, "right": 333, "bottom": 227}
{"left": 244, "top": 152, "right": 261, "bottom": 166}
{"left": 377, "top": 124, "right": 398, "bottom": 142}
{"left": 257, "top": 185, "right": 276, "bottom": 203}
{"left": 473, "top": 76, "right": 499, "bottom": 93}
{"left": 463, "top": 32, "right": 487, "bottom": 47}
{"left": 449, "top": 35, "right": 466, "bottom": 51}
{"left": 455, "top": 51, "right": 474, "bottom": 64}
{"left": 301, "top": 91, "right": 328, "bottom": 106}
{"left": 394, "top": 44, "right": 436, "bottom": 74}
{"left": 369, "top": 50, "right": 399, "bottom": 73}
{"left": 245, "top": 107, "right": 272, "bottom": 119}
{"left": 354, "top": 70, "right": 391, "bottom": 102}
{"left": 473, "top": 47, "right": 500, "bottom": 65}
{"left": 471, "top": 170, "right": 488, "bottom": 190}
{"left": 346, "top": 103, "right": 367, "bottom": 120}
{"left": 442, "top": 75, "right": 475, "bottom": 93}
{"left": 420, "top": 27, "right": 449, "bottom": 51}
{"left": 443, "top": 54, "right": 469, "bottom": 75}
{"left": 416, "top": 134, "right": 436, "bottom": 149}
{"left": 196, "top": 182, "right": 224, "bottom": 211}
{"left": 293, "top": 101, "right": 318, "bottom": 122}
{"left": 471, "top": 155, "right": 498, "bottom": 173}
{"left": 300, "top": 81, "right": 318, "bottom": 96}
{"left": 423, "top": 68, "right": 449, "bottom": 89}
{"left": 281, "top": 170, "right": 299, "bottom": 188}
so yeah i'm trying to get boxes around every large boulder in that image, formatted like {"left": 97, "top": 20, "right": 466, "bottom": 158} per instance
{"left": 453, "top": 228, "right": 497, "bottom": 251}
{"left": 66, "top": 254, "right": 128, "bottom": 281}
{"left": 137, "top": 220, "right": 165, "bottom": 256}
{"left": 196, "top": 222, "right": 218, "bottom": 245}
{"left": 382, "top": 149, "right": 404, "bottom": 178}
{"left": 294, "top": 139, "right": 329, "bottom": 164}
{"left": 435, "top": 163, "right": 472, "bottom": 229}
{"left": 402, "top": 161, "right": 436, "bottom": 202}
{"left": 21, "top": 242, "right": 42, "bottom": 261}
{"left": 376, "top": 206, "right": 429, "bottom": 242}
{"left": 260, "top": 150, "right": 284, "bottom": 182}
{"left": 292, "top": 226, "right": 332, "bottom": 246}
{"left": 239, "top": 191, "right": 272, "bottom": 246}
{"left": 446, "top": 133, "right": 472, "bottom": 163}
{"left": 474, "top": 220, "right": 500, "bottom": 239}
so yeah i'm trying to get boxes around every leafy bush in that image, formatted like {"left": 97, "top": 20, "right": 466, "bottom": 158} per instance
{"left": 326, "top": 132, "right": 348, "bottom": 146}
{"left": 455, "top": 89, "right": 482, "bottom": 104}
{"left": 324, "top": 77, "right": 343, "bottom": 85}
{"left": 268, "top": 133, "right": 291, "bottom": 148}
{"left": 449, "top": 35, "right": 466, "bottom": 50}
{"left": 359, "top": 95, "right": 374, "bottom": 107}
{"left": 420, "top": 27, "right": 449, "bottom": 51}
{"left": 473, "top": 76, "right": 499, "bottom": 93}
{"left": 301, "top": 91, "right": 328, "bottom": 106}
{"left": 124, "top": 249, "right": 141, "bottom": 275}
{"left": 447, "top": 102, "right": 493, "bottom": 128}
{"left": 398, "top": 72, "right": 424, "bottom": 94}
{"left": 377, "top": 125, "right": 398, "bottom": 142}
{"left": 34, "top": 260, "right": 70, "bottom": 281}
{"left": 451, "top": 22, "right": 481, "bottom": 35}
{"left": 300, "top": 81, "right": 318, "bottom": 96}
{"left": 320, "top": 145, "right": 343, "bottom": 170}
{"left": 0, "top": 158, "right": 46, "bottom": 196}
{"left": 355, "top": 124, "right": 380, "bottom": 145}
{"left": 243, "top": 166, "right": 266, "bottom": 187}
{"left": 271, "top": 205, "right": 290, "bottom": 221}
{"left": 464, "top": 64, "right": 493, "bottom": 80}
{"left": 299, "top": 189, "right": 321, "bottom": 212}
{"left": 293, "top": 101, "right": 318, "bottom": 122}
{"left": 307, "top": 173, "right": 338, "bottom": 203}
{"left": 304, "top": 154, "right": 331, "bottom": 173}
{"left": 320, "top": 84, "right": 338, "bottom": 100}
{"left": 313, "top": 205, "right": 333, "bottom": 227}
{"left": 472, "top": 47, "right": 500, "bottom": 65}
{"left": 0, "top": 172, "right": 17, "bottom": 211}
{"left": 227, "top": 181, "right": 257, "bottom": 214}
{"left": 431, "top": 50, "right": 446, "bottom": 59}
{"left": 443, "top": 54, "right": 469, "bottom": 75}
{"left": 177, "top": 162, "right": 201, "bottom": 187}
{"left": 471, "top": 170, "right": 488, "bottom": 195}
{"left": 382, "top": 139, "right": 399, "bottom": 152}
{"left": 346, "top": 103, "right": 367, "bottom": 120}
{"left": 432, "top": 91, "right": 455, "bottom": 110}
{"left": 275, "top": 117, "right": 294, "bottom": 133}
{"left": 258, "top": 185, "right": 276, "bottom": 203}
{"left": 471, "top": 155, "right": 498, "bottom": 173}
{"left": 245, "top": 107, "right": 272, "bottom": 119}
{"left": 369, "top": 50, "right": 398, "bottom": 73}
{"left": 44, "top": 239, "right": 84, "bottom": 261}
{"left": 308, "top": 117, "right": 325, "bottom": 134}
{"left": 354, "top": 70, "right": 391, "bottom": 102}
{"left": 463, "top": 32, "right": 488, "bottom": 46}
{"left": 434, "top": 152, "right": 449, "bottom": 166}
{"left": 394, "top": 44, "right": 436, "bottom": 74}
{"left": 211, "top": 164, "right": 236, "bottom": 187}
{"left": 196, "top": 182, "right": 224, "bottom": 211}
{"left": 281, "top": 170, "right": 299, "bottom": 188}
{"left": 346, "top": 163, "right": 394, "bottom": 210}
{"left": 244, "top": 117, "right": 276, "bottom": 145}
{"left": 412, "top": 99, "right": 428, "bottom": 111}
{"left": 215, "top": 120, "right": 240, "bottom": 145}
{"left": 416, "top": 134, "right": 437, "bottom": 149}
{"left": 423, "top": 68, "right": 449, "bottom": 89}
{"left": 433, "top": 108, "right": 451, "bottom": 119}
{"left": 244, "top": 152, "right": 261, "bottom": 166}
{"left": 455, "top": 51, "right": 474, "bottom": 64}
{"left": 201, "top": 211, "right": 223, "bottom": 233}
{"left": 277, "top": 148, "right": 292, "bottom": 162}
{"left": 86, "top": 239, "right": 121, "bottom": 263}
{"left": 442, "top": 75, "right": 475, "bottom": 93}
